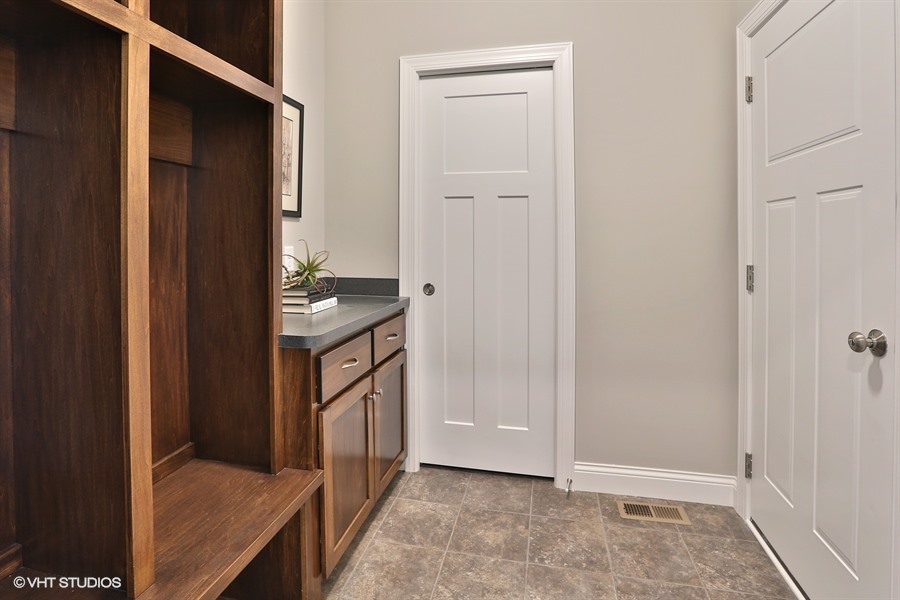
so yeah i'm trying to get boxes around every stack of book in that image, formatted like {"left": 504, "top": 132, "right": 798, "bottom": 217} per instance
{"left": 282, "top": 287, "right": 338, "bottom": 314}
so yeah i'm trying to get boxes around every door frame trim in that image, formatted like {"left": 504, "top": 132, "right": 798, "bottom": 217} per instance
{"left": 735, "top": 0, "right": 785, "bottom": 525}
{"left": 398, "top": 43, "right": 576, "bottom": 488}
{"left": 736, "top": 2, "right": 900, "bottom": 595}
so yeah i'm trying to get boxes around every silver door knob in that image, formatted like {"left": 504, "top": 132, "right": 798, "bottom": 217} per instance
{"left": 423, "top": 283, "right": 435, "bottom": 296}
{"left": 848, "top": 329, "right": 888, "bottom": 357}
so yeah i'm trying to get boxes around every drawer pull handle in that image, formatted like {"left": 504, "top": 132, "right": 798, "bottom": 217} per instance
{"left": 341, "top": 358, "right": 359, "bottom": 369}
{"left": 386, "top": 333, "right": 400, "bottom": 341}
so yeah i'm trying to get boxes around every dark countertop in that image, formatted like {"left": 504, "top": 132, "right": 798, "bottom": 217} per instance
{"left": 278, "top": 295, "right": 410, "bottom": 349}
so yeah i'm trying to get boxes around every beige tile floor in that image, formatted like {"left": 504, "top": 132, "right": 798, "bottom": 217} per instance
{"left": 322, "top": 466, "right": 796, "bottom": 600}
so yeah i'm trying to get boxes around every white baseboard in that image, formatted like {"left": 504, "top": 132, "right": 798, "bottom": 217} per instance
{"left": 572, "top": 462, "right": 737, "bottom": 507}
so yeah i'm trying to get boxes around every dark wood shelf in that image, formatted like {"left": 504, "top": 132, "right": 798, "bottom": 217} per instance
{"left": 138, "top": 460, "right": 322, "bottom": 600}
{"left": 48, "top": 0, "right": 276, "bottom": 104}
{"left": 0, "top": 462, "right": 323, "bottom": 599}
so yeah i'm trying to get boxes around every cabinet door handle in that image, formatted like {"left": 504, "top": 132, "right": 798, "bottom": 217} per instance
{"left": 367, "top": 393, "right": 376, "bottom": 401}
{"left": 375, "top": 388, "right": 383, "bottom": 396}
{"left": 341, "top": 358, "right": 359, "bottom": 369}
{"left": 386, "top": 333, "right": 399, "bottom": 341}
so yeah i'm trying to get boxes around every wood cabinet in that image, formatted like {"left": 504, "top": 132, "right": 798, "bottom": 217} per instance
{"left": 317, "top": 316, "right": 408, "bottom": 577}
{"left": 0, "top": 1, "right": 323, "bottom": 598}
{"left": 319, "top": 376, "right": 376, "bottom": 575}
{"left": 281, "top": 311, "right": 408, "bottom": 585}
{"left": 373, "top": 350, "right": 407, "bottom": 497}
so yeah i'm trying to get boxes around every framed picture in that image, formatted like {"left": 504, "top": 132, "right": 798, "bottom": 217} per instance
{"left": 281, "top": 95, "right": 304, "bottom": 217}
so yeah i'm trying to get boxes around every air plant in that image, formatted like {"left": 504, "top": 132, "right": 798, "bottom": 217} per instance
{"left": 282, "top": 240, "right": 336, "bottom": 292}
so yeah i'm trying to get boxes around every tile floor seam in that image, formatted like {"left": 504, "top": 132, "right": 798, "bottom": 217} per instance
{"left": 598, "top": 490, "right": 620, "bottom": 600}
{"left": 678, "top": 528, "right": 712, "bottom": 600}
{"left": 390, "top": 471, "right": 409, "bottom": 494}
{"left": 333, "top": 493, "right": 396, "bottom": 598}
{"left": 351, "top": 537, "right": 460, "bottom": 553}
{"left": 462, "top": 506, "right": 532, "bottom": 517}
{"left": 388, "top": 495, "right": 464, "bottom": 509}
{"left": 703, "top": 583, "right": 786, "bottom": 599}
{"left": 678, "top": 529, "right": 747, "bottom": 542}
{"left": 428, "top": 471, "right": 469, "bottom": 600}
{"left": 523, "top": 479, "right": 534, "bottom": 600}
{"left": 614, "top": 574, "right": 707, "bottom": 589}
{"left": 331, "top": 474, "right": 408, "bottom": 597}
{"left": 442, "top": 548, "right": 530, "bottom": 565}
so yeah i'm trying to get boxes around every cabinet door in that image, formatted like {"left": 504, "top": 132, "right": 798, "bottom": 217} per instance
{"left": 319, "top": 377, "right": 375, "bottom": 576}
{"left": 373, "top": 350, "right": 407, "bottom": 497}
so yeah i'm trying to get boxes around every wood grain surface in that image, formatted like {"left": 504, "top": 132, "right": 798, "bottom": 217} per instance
{"left": 372, "top": 313, "right": 406, "bottom": 366}
{"left": 141, "top": 459, "right": 322, "bottom": 600}
{"left": 121, "top": 32, "right": 154, "bottom": 597}
{"left": 11, "top": 19, "right": 127, "bottom": 580}
{"left": 0, "top": 129, "right": 13, "bottom": 555}
{"left": 319, "top": 377, "right": 375, "bottom": 577}
{"left": 149, "top": 93, "right": 192, "bottom": 165}
{"left": 55, "top": 0, "right": 276, "bottom": 103}
{"left": 318, "top": 333, "right": 373, "bottom": 404}
{"left": 188, "top": 100, "right": 271, "bottom": 469}
{"left": 373, "top": 350, "right": 407, "bottom": 496}
{"left": 0, "top": 36, "right": 14, "bottom": 129}
{"left": 149, "top": 160, "right": 190, "bottom": 465}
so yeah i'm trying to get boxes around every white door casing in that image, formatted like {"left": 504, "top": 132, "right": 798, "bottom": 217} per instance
{"left": 399, "top": 44, "right": 576, "bottom": 487}
{"left": 418, "top": 69, "right": 555, "bottom": 476}
{"left": 739, "top": 1, "right": 898, "bottom": 597}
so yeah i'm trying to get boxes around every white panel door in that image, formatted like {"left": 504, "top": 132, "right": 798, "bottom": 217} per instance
{"left": 750, "top": 1, "right": 896, "bottom": 597}
{"left": 419, "top": 69, "right": 555, "bottom": 476}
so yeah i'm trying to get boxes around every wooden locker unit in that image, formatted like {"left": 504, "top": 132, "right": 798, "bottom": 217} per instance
{"left": 0, "top": 0, "right": 322, "bottom": 598}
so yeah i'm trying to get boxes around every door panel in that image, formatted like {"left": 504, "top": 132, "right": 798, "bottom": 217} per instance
{"left": 765, "top": 0, "right": 860, "bottom": 161}
{"left": 373, "top": 350, "right": 407, "bottom": 496}
{"left": 443, "top": 195, "right": 476, "bottom": 426}
{"left": 419, "top": 69, "right": 555, "bottom": 476}
{"left": 318, "top": 377, "right": 375, "bottom": 577}
{"left": 763, "top": 197, "right": 796, "bottom": 504}
{"left": 750, "top": 1, "right": 896, "bottom": 596}
{"left": 814, "top": 188, "right": 865, "bottom": 574}
{"left": 443, "top": 92, "right": 528, "bottom": 173}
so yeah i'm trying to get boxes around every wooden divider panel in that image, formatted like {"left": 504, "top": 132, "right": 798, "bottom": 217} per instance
{"left": 11, "top": 20, "right": 127, "bottom": 578}
{"left": 149, "top": 94, "right": 192, "bottom": 166}
{"left": 188, "top": 99, "right": 271, "bottom": 469}
{"left": 150, "top": 160, "right": 191, "bottom": 469}
{"left": 0, "top": 121, "right": 14, "bottom": 557}
{"left": 0, "top": 36, "right": 14, "bottom": 129}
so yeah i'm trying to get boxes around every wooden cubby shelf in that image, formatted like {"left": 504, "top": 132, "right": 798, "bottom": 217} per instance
{"left": 143, "top": 460, "right": 323, "bottom": 600}
{"left": 0, "top": 0, "right": 316, "bottom": 598}
{"left": 51, "top": 0, "right": 277, "bottom": 103}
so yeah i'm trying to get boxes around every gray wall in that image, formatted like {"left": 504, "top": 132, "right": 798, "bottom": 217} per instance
{"left": 306, "top": 0, "right": 756, "bottom": 477}
{"left": 282, "top": 0, "right": 326, "bottom": 259}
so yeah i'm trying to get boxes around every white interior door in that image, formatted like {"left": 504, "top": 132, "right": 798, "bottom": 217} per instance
{"left": 418, "top": 69, "right": 556, "bottom": 477}
{"left": 750, "top": 1, "right": 896, "bottom": 597}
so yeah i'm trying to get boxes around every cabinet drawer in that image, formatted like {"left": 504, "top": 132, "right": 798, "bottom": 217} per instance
{"left": 372, "top": 314, "right": 406, "bottom": 365}
{"left": 318, "top": 332, "right": 373, "bottom": 403}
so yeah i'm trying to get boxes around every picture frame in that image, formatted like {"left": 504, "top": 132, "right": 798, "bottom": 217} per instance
{"left": 281, "top": 95, "right": 304, "bottom": 217}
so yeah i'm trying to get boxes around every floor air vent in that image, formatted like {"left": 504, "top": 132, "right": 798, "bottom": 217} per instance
{"left": 616, "top": 501, "right": 691, "bottom": 525}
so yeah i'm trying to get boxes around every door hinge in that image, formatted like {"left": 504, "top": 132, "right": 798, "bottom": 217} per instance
{"left": 746, "top": 265, "right": 754, "bottom": 293}
{"left": 745, "top": 452, "right": 753, "bottom": 479}
{"left": 745, "top": 76, "right": 753, "bottom": 103}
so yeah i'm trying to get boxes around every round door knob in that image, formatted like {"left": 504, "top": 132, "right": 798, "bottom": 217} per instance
{"left": 848, "top": 329, "right": 888, "bottom": 357}
{"left": 423, "top": 283, "right": 435, "bottom": 296}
